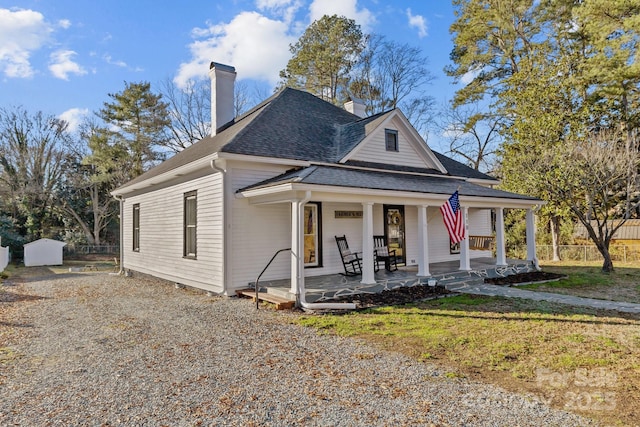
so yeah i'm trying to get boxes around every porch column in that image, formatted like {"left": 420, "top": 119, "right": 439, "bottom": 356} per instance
{"left": 459, "top": 206, "right": 471, "bottom": 271}
{"left": 290, "top": 194, "right": 309, "bottom": 295}
{"left": 417, "top": 205, "right": 431, "bottom": 276}
{"left": 495, "top": 207, "right": 507, "bottom": 266}
{"left": 526, "top": 208, "right": 538, "bottom": 266}
{"left": 361, "top": 201, "right": 376, "bottom": 284}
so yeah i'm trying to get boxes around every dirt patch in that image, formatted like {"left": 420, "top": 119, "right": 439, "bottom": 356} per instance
{"left": 484, "top": 271, "right": 566, "bottom": 286}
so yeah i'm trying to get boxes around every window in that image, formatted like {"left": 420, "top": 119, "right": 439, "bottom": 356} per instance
{"left": 385, "top": 129, "right": 398, "bottom": 151}
{"left": 304, "top": 202, "right": 322, "bottom": 267}
{"left": 184, "top": 191, "right": 197, "bottom": 258}
{"left": 132, "top": 204, "right": 140, "bottom": 252}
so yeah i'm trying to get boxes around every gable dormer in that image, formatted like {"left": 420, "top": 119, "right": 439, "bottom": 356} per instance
{"left": 340, "top": 110, "right": 447, "bottom": 173}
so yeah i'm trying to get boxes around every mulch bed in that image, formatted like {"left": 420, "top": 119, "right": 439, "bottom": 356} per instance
{"left": 324, "top": 284, "right": 450, "bottom": 309}
{"left": 484, "top": 271, "right": 566, "bottom": 286}
{"left": 318, "top": 271, "right": 566, "bottom": 309}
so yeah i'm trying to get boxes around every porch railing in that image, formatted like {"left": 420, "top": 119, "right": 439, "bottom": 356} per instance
{"left": 254, "top": 248, "right": 291, "bottom": 309}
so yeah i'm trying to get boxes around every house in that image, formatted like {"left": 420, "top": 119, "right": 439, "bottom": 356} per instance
{"left": 23, "top": 238, "right": 66, "bottom": 267}
{"left": 575, "top": 219, "right": 640, "bottom": 246}
{"left": 112, "top": 62, "right": 543, "bottom": 306}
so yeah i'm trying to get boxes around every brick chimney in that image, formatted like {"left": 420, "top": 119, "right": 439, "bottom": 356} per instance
{"left": 208, "top": 62, "right": 236, "bottom": 136}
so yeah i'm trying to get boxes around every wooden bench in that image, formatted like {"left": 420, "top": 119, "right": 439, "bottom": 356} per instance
{"left": 469, "top": 235, "right": 495, "bottom": 251}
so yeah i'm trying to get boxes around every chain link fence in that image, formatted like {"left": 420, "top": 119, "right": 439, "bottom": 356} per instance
{"left": 64, "top": 244, "right": 120, "bottom": 257}
{"left": 535, "top": 244, "right": 640, "bottom": 263}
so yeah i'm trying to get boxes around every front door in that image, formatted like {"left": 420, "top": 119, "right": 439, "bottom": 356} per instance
{"left": 384, "top": 205, "right": 405, "bottom": 265}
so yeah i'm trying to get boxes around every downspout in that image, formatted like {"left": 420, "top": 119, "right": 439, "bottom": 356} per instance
{"left": 210, "top": 158, "right": 229, "bottom": 294}
{"left": 114, "top": 195, "right": 125, "bottom": 275}
{"left": 531, "top": 204, "right": 542, "bottom": 270}
{"left": 295, "top": 191, "right": 356, "bottom": 310}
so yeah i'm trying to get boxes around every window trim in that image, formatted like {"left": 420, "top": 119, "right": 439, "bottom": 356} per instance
{"left": 385, "top": 129, "right": 399, "bottom": 152}
{"left": 183, "top": 191, "right": 197, "bottom": 259}
{"left": 132, "top": 204, "right": 140, "bottom": 252}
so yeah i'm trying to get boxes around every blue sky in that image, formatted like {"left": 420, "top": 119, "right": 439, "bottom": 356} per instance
{"left": 1, "top": 0, "right": 460, "bottom": 146}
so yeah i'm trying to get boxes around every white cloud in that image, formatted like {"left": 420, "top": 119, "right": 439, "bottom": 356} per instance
{"left": 175, "top": 1, "right": 377, "bottom": 89}
{"left": 0, "top": 8, "right": 53, "bottom": 78}
{"left": 309, "top": 0, "right": 375, "bottom": 31}
{"left": 406, "top": 8, "right": 427, "bottom": 38}
{"left": 103, "top": 54, "right": 127, "bottom": 68}
{"left": 58, "top": 19, "right": 71, "bottom": 29}
{"left": 59, "top": 108, "right": 89, "bottom": 133}
{"left": 256, "top": 0, "right": 302, "bottom": 24}
{"left": 256, "top": 0, "right": 293, "bottom": 7}
{"left": 175, "top": 11, "right": 295, "bottom": 88}
{"left": 49, "top": 49, "right": 87, "bottom": 80}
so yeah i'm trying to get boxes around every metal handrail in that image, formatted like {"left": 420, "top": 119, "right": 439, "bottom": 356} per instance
{"left": 254, "top": 248, "right": 291, "bottom": 309}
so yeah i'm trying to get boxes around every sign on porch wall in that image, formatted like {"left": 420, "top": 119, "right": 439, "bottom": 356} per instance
{"left": 335, "top": 210, "right": 363, "bottom": 219}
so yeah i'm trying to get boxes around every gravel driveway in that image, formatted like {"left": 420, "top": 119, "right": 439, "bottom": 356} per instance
{"left": 0, "top": 270, "right": 595, "bottom": 426}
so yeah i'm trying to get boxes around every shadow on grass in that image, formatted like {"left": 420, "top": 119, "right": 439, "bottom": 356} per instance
{"left": 364, "top": 294, "right": 640, "bottom": 324}
{"left": 524, "top": 263, "right": 640, "bottom": 304}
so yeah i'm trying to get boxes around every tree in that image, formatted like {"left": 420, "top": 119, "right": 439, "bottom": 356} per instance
{"left": 350, "top": 35, "right": 435, "bottom": 135}
{"left": 0, "top": 106, "right": 71, "bottom": 240}
{"left": 437, "top": 102, "right": 502, "bottom": 172}
{"left": 159, "top": 78, "right": 211, "bottom": 153}
{"left": 446, "top": 0, "right": 546, "bottom": 107}
{"left": 517, "top": 129, "right": 639, "bottom": 272}
{"left": 279, "top": 15, "right": 364, "bottom": 105}
{"left": 58, "top": 119, "right": 120, "bottom": 245}
{"left": 449, "top": 0, "right": 640, "bottom": 269}
{"left": 159, "top": 78, "right": 263, "bottom": 153}
{"left": 281, "top": 17, "right": 436, "bottom": 135}
{"left": 96, "top": 81, "right": 170, "bottom": 178}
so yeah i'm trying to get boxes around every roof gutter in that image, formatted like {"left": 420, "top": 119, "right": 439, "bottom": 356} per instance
{"left": 238, "top": 182, "right": 545, "bottom": 208}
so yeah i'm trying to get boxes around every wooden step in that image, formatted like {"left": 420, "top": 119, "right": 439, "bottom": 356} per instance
{"left": 235, "top": 289, "right": 295, "bottom": 310}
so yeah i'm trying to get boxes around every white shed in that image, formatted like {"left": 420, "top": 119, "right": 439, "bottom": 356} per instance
{"left": 23, "top": 238, "right": 67, "bottom": 267}
{"left": 0, "top": 237, "right": 8, "bottom": 272}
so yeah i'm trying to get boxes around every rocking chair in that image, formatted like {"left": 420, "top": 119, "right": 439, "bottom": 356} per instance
{"left": 335, "top": 235, "right": 362, "bottom": 276}
{"left": 373, "top": 235, "right": 398, "bottom": 272}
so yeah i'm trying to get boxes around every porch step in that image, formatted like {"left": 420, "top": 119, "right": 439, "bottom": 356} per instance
{"left": 236, "top": 289, "right": 295, "bottom": 310}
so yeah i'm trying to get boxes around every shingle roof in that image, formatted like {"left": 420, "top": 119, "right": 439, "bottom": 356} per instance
{"left": 115, "top": 87, "right": 501, "bottom": 194}
{"left": 433, "top": 152, "right": 496, "bottom": 181}
{"left": 238, "top": 165, "right": 538, "bottom": 201}
{"left": 219, "top": 88, "right": 361, "bottom": 162}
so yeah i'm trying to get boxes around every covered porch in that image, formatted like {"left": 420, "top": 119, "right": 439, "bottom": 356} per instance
{"left": 256, "top": 257, "right": 536, "bottom": 303}
{"left": 237, "top": 169, "right": 544, "bottom": 308}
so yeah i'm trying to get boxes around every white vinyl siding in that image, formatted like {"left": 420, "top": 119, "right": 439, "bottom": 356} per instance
{"left": 122, "top": 171, "right": 224, "bottom": 294}
{"left": 228, "top": 166, "right": 293, "bottom": 290}
{"left": 351, "top": 117, "right": 438, "bottom": 169}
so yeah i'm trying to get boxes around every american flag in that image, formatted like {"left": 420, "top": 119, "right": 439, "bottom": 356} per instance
{"left": 440, "top": 191, "right": 465, "bottom": 244}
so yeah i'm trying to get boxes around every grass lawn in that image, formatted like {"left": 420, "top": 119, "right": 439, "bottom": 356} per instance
{"left": 295, "top": 262, "right": 640, "bottom": 425}
{"left": 523, "top": 261, "right": 640, "bottom": 304}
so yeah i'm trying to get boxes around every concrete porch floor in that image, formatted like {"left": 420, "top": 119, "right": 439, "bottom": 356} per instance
{"left": 257, "top": 257, "right": 537, "bottom": 303}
